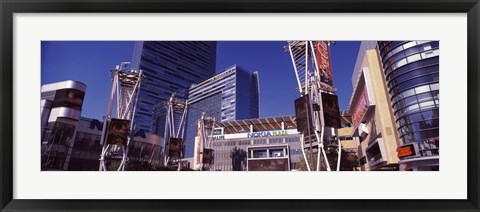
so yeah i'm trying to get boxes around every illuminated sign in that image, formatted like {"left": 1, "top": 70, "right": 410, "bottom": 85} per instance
{"left": 352, "top": 87, "right": 369, "bottom": 128}
{"left": 397, "top": 145, "right": 415, "bottom": 158}
{"left": 247, "top": 130, "right": 288, "bottom": 138}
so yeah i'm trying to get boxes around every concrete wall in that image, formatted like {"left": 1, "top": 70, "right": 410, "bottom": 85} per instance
{"left": 352, "top": 49, "right": 401, "bottom": 170}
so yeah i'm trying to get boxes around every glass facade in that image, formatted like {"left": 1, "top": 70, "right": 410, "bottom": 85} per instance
{"left": 130, "top": 41, "right": 217, "bottom": 133}
{"left": 377, "top": 41, "right": 439, "bottom": 157}
{"left": 183, "top": 65, "right": 260, "bottom": 158}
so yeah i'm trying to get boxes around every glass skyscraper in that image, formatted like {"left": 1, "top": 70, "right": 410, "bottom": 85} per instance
{"left": 183, "top": 65, "right": 260, "bottom": 158}
{"left": 130, "top": 41, "right": 217, "bottom": 132}
{"left": 377, "top": 41, "right": 439, "bottom": 171}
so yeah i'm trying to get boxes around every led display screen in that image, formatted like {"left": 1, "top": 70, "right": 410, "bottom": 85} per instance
{"left": 52, "top": 89, "right": 85, "bottom": 111}
{"left": 106, "top": 118, "right": 130, "bottom": 145}
{"left": 294, "top": 95, "right": 312, "bottom": 132}
{"left": 202, "top": 148, "right": 214, "bottom": 164}
{"left": 321, "top": 93, "right": 341, "bottom": 128}
{"left": 169, "top": 138, "right": 184, "bottom": 158}
{"left": 248, "top": 158, "right": 289, "bottom": 171}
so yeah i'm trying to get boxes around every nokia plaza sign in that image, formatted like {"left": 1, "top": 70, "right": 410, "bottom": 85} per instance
{"left": 247, "top": 130, "right": 288, "bottom": 138}
{"left": 208, "top": 128, "right": 298, "bottom": 140}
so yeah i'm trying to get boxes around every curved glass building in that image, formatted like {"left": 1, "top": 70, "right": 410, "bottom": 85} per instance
{"left": 377, "top": 41, "right": 439, "bottom": 171}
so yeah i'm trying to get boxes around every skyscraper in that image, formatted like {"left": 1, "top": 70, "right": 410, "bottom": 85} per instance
{"left": 377, "top": 41, "right": 439, "bottom": 171}
{"left": 130, "top": 41, "right": 217, "bottom": 133}
{"left": 183, "top": 64, "right": 260, "bottom": 158}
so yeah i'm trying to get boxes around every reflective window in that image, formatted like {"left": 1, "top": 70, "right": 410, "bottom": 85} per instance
{"left": 422, "top": 43, "right": 432, "bottom": 51}
{"left": 398, "top": 118, "right": 440, "bottom": 138}
{"left": 386, "top": 56, "right": 439, "bottom": 78}
{"left": 415, "top": 85, "right": 431, "bottom": 94}
{"left": 388, "top": 65, "right": 438, "bottom": 86}
{"left": 422, "top": 109, "right": 439, "bottom": 120}
{"left": 416, "top": 92, "right": 432, "bottom": 102}
{"left": 404, "top": 96, "right": 418, "bottom": 107}
{"left": 403, "top": 46, "right": 420, "bottom": 56}
{"left": 390, "top": 74, "right": 438, "bottom": 94}
{"left": 403, "top": 41, "right": 417, "bottom": 49}
{"left": 407, "top": 54, "right": 422, "bottom": 63}
{"left": 407, "top": 104, "right": 420, "bottom": 113}
{"left": 431, "top": 90, "right": 439, "bottom": 100}
{"left": 409, "top": 112, "right": 423, "bottom": 123}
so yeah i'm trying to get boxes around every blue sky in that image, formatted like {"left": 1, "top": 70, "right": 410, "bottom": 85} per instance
{"left": 41, "top": 41, "right": 360, "bottom": 120}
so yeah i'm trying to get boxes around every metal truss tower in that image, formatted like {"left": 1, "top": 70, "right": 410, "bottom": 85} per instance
{"left": 163, "top": 94, "right": 189, "bottom": 170}
{"left": 194, "top": 113, "right": 216, "bottom": 171}
{"left": 287, "top": 41, "right": 342, "bottom": 171}
{"left": 99, "top": 62, "right": 145, "bottom": 171}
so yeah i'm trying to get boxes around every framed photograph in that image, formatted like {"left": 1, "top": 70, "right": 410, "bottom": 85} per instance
{"left": 1, "top": 0, "right": 479, "bottom": 211}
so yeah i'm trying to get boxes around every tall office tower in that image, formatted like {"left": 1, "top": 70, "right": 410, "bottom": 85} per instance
{"left": 183, "top": 65, "right": 260, "bottom": 158}
{"left": 377, "top": 41, "right": 439, "bottom": 171}
{"left": 130, "top": 41, "right": 217, "bottom": 133}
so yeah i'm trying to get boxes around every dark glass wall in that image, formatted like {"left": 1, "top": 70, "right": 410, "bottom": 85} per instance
{"left": 183, "top": 65, "right": 260, "bottom": 158}
{"left": 130, "top": 41, "right": 217, "bottom": 133}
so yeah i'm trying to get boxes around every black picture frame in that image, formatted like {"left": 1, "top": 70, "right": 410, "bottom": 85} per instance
{"left": 1, "top": 0, "right": 479, "bottom": 211}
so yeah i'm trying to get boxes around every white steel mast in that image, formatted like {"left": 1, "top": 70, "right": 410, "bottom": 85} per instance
{"left": 287, "top": 41, "right": 342, "bottom": 171}
{"left": 99, "top": 62, "right": 144, "bottom": 171}
{"left": 162, "top": 94, "right": 189, "bottom": 170}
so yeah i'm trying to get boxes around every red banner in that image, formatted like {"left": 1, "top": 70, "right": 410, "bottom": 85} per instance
{"left": 316, "top": 41, "right": 335, "bottom": 92}
{"left": 352, "top": 87, "right": 369, "bottom": 128}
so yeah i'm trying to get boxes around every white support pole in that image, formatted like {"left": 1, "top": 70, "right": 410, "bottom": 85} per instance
{"left": 169, "top": 103, "right": 175, "bottom": 136}
{"left": 315, "top": 130, "right": 322, "bottom": 171}
{"left": 336, "top": 128, "right": 342, "bottom": 171}
{"left": 317, "top": 88, "right": 333, "bottom": 171}
{"left": 118, "top": 146, "right": 126, "bottom": 171}
{"left": 121, "top": 79, "right": 140, "bottom": 119}
{"left": 309, "top": 41, "right": 321, "bottom": 82}
{"left": 122, "top": 73, "right": 143, "bottom": 171}
{"left": 99, "top": 70, "right": 118, "bottom": 171}
{"left": 288, "top": 44, "right": 303, "bottom": 94}
{"left": 116, "top": 72, "right": 121, "bottom": 119}
{"left": 163, "top": 108, "right": 170, "bottom": 166}
{"left": 177, "top": 101, "right": 188, "bottom": 139}
{"left": 304, "top": 42, "right": 309, "bottom": 95}
{"left": 199, "top": 119, "right": 204, "bottom": 170}
{"left": 300, "top": 134, "right": 311, "bottom": 171}
{"left": 321, "top": 140, "right": 331, "bottom": 171}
